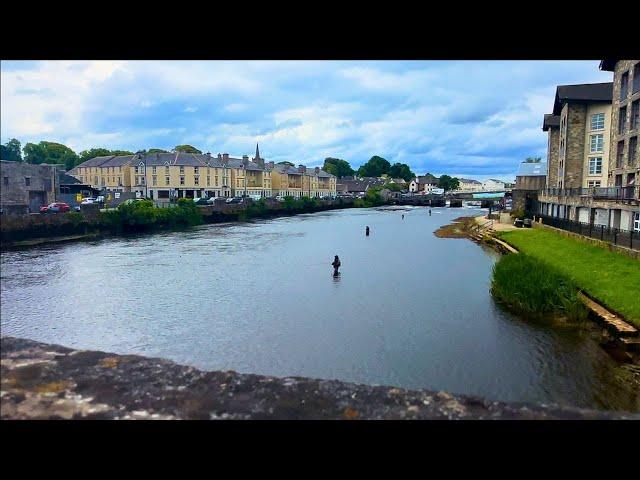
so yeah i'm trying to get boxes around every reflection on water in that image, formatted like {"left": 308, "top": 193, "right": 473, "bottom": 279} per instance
{"left": 1, "top": 206, "right": 637, "bottom": 411}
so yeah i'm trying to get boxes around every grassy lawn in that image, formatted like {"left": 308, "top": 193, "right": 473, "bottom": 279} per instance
{"left": 497, "top": 228, "right": 640, "bottom": 327}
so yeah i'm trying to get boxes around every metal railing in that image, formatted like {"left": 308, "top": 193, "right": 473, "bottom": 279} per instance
{"left": 540, "top": 186, "right": 639, "bottom": 201}
{"left": 537, "top": 214, "right": 639, "bottom": 251}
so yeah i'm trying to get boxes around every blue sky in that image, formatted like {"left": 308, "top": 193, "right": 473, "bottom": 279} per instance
{"left": 0, "top": 60, "right": 612, "bottom": 181}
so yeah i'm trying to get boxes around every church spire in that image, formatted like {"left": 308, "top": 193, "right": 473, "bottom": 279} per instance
{"left": 255, "top": 142, "right": 260, "bottom": 160}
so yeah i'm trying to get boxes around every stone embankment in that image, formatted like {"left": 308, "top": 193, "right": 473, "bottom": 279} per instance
{"left": 2, "top": 337, "right": 636, "bottom": 420}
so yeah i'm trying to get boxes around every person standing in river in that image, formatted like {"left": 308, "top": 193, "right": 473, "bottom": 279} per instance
{"left": 332, "top": 255, "right": 341, "bottom": 276}
{"left": 429, "top": 209, "right": 432, "bottom": 216}
{"left": 365, "top": 226, "right": 370, "bottom": 236}
{"left": 402, "top": 214, "right": 404, "bottom": 220}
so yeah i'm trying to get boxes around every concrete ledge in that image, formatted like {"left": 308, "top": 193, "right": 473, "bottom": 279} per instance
{"left": 532, "top": 221, "right": 639, "bottom": 260}
{"left": 2, "top": 337, "right": 636, "bottom": 420}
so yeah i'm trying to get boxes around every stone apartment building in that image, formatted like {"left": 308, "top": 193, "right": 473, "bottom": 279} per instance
{"left": 547, "top": 82, "right": 613, "bottom": 189}
{"left": 0, "top": 160, "right": 58, "bottom": 214}
{"left": 601, "top": 60, "right": 640, "bottom": 190}
{"left": 537, "top": 60, "right": 640, "bottom": 232}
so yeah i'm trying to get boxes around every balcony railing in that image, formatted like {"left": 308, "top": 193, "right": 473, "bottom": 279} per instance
{"left": 536, "top": 214, "right": 639, "bottom": 250}
{"left": 540, "top": 186, "right": 639, "bottom": 201}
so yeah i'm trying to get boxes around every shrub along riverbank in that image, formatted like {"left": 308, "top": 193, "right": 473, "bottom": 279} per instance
{"left": 491, "top": 253, "right": 588, "bottom": 322}
{"left": 497, "top": 228, "right": 640, "bottom": 327}
{"left": 1, "top": 193, "right": 386, "bottom": 248}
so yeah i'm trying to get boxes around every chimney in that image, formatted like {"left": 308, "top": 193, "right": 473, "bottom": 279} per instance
{"left": 298, "top": 165, "right": 306, "bottom": 174}
{"left": 242, "top": 155, "right": 249, "bottom": 167}
{"left": 315, "top": 167, "right": 320, "bottom": 174}
{"left": 266, "top": 161, "right": 274, "bottom": 169}
{"left": 217, "top": 153, "right": 222, "bottom": 160}
{"left": 222, "top": 153, "right": 229, "bottom": 161}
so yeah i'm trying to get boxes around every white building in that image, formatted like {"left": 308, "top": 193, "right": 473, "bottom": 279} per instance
{"left": 482, "top": 179, "right": 507, "bottom": 191}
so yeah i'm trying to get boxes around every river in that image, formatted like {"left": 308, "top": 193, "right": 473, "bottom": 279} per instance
{"left": 1, "top": 206, "right": 637, "bottom": 411}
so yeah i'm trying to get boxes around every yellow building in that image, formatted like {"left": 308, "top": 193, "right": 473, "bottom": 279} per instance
{"left": 70, "top": 144, "right": 336, "bottom": 201}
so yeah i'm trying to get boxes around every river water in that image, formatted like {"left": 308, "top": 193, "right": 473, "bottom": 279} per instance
{"left": 1, "top": 206, "right": 637, "bottom": 411}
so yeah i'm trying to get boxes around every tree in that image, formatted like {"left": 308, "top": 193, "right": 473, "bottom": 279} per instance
{"left": 277, "top": 161, "right": 295, "bottom": 166}
{"left": 525, "top": 157, "right": 542, "bottom": 163}
{"left": 323, "top": 157, "right": 354, "bottom": 178}
{"left": 388, "top": 162, "right": 415, "bottom": 182}
{"left": 148, "top": 148, "right": 169, "bottom": 154}
{"left": 0, "top": 138, "right": 23, "bottom": 161}
{"left": 23, "top": 141, "right": 79, "bottom": 170}
{"left": 357, "top": 155, "right": 391, "bottom": 178}
{"left": 172, "top": 144, "right": 202, "bottom": 154}
{"left": 384, "top": 182, "right": 404, "bottom": 192}
{"left": 438, "top": 175, "right": 460, "bottom": 192}
{"left": 78, "top": 148, "right": 112, "bottom": 164}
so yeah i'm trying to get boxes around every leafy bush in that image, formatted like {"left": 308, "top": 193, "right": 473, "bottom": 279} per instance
{"left": 491, "top": 253, "right": 588, "bottom": 321}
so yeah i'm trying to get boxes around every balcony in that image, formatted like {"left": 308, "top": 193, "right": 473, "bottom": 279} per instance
{"left": 540, "top": 186, "right": 639, "bottom": 202}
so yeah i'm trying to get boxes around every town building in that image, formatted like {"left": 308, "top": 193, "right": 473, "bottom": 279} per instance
{"left": 69, "top": 144, "right": 335, "bottom": 201}
{"left": 512, "top": 161, "right": 547, "bottom": 213}
{"left": 1, "top": 160, "right": 58, "bottom": 214}
{"left": 482, "top": 179, "right": 507, "bottom": 191}
{"left": 408, "top": 174, "right": 439, "bottom": 193}
{"left": 546, "top": 82, "right": 613, "bottom": 189}
{"left": 537, "top": 60, "right": 639, "bottom": 232}
{"left": 457, "top": 178, "right": 483, "bottom": 192}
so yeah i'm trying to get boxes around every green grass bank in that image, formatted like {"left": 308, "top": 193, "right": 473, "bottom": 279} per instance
{"left": 497, "top": 228, "right": 640, "bottom": 327}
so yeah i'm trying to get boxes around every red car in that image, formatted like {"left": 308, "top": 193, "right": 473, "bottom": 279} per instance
{"left": 40, "top": 202, "right": 71, "bottom": 213}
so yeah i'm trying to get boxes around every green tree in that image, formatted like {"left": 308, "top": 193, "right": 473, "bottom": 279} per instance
{"left": 1, "top": 138, "right": 23, "bottom": 161}
{"left": 78, "top": 148, "right": 112, "bottom": 164}
{"left": 357, "top": 155, "right": 391, "bottom": 177}
{"left": 172, "top": 144, "right": 202, "bottom": 154}
{"left": 23, "top": 141, "right": 79, "bottom": 170}
{"left": 388, "top": 162, "right": 414, "bottom": 182}
{"left": 323, "top": 157, "right": 354, "bottom": 177}
{"left": 437, "top": 175, "right": 460, "bottom": 192}
{"left": 525, "top": 157, "right": 542, "bottom": 163}
{"left": 384, "top": 182, "right": 404, "bottom": 192}
{"left": 277, "top": 161, "right": 295, "bottom": 166}
{"left": 148, "top": 148, "right": 169, "bottom": 154}
{"left": 110, "top": 150, "right": 134, "bottom": 156}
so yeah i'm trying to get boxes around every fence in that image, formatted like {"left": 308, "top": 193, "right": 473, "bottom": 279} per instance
{"left": 537, "top": 214, "right": 639, "bottom": 251}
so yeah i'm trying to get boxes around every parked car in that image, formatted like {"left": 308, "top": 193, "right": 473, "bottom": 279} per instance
{"left": 225, "top": 197, "right": 244, "bottom": 204}
{"left": 274, "top": 195, "right": 286, "bottom": 202}
{"left": 248, "top": 195, "right": 263, "bottom": 201}
{"left": 193, "top": 197, "right": 209, "bottom": 205}
{"left": 80, "top": 197, "right": 96, "bottom": 205}
{"left": 40, "top": 202, "right": 70, "bottom": 213}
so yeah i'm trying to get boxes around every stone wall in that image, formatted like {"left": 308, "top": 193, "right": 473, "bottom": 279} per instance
{"left": 2, "top": 337, "right": 634, "bottom": 420}
{"left": 547, "top": 127, "right": 559, "bottom": 187}
{"left": 608, "top": 60, "right": 640, "bottom": 185}
{"left": 564, "top": 103, "right": 588, "bottom": 188}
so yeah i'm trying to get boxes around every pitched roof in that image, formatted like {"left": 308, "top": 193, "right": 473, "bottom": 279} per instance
{"left": 458, "top": 178, "right": 482, "bottom": 184}
{"left": 599, "top": 60, "right": 617, "bottom": 72}
{"left": 542, "top": 114, "right": 560, "bottom": 131}
{"left": 552, "top": 82, "right": 613, "bottom": 114}
{"left": 517, "top": 162, "right": 547, "bottom": 177}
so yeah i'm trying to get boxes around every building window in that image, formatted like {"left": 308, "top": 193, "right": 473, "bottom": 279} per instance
{"left": 165, "top": 166, "right": 169, "bottom": 174}
{"left": 165, "top": 176, "right": 170, "bottom": 185}
{"left": 590, "top": 113, "right": 605, "bottom": 131}
{"left": 634, "top": 212, "right": 640, "bottom": 232}
{"left": 194, "top": 176, "right": 199, "bottom": 186}
{"left": 94, "top": 176, "right": 98, "bottom": 185}
{"left": 134, "top": 166, "right": 139, "bottom": 174}
{"left": 3, "top": 177, "right": 8, "bottom": 186}
{"left": 152, "top": 175, "right": 157, "bottom": 186}
{"left": 620, "top": 71, "right": 629, "bottom": 100}
{"left": 194, "top": 166, "right": 199, "bottom": 174}
{"left": 617, "top": 141, "right": 625, "bottom": 168}
{"left": 25, "top": 177, "right": 31, "bottom": 186}
{"left": 207, "top": 176, "right": 210, "bottom": 186}
{"left": 179, "top": 166, "right": 185, "bottom": 174}
{"left": 634, "top": 63, "right": 640, "bottom": 94}
{"left": 180, "top": 176, "right": 185, "bottom": 185}
{"left": 215, "top": 175, "right": 219, "bottom": 185}
{"left": 629, "top": 136, "right": 638, "bottom": 166}
{"left": 619, "top": 106, "right": 627, "bottom": 134}
{"left": 118, "top": 177, "right": 122, "bottom": 186}
{"left": 152, "top": 166, "right": 157, "bottom": 174}
{"left": 631, "top": 100, "right": 639, "bottom": 130}
{"left": 587, "top": 180, "right": 601, "bottom": 188}
{"left": 590, "top": 134, "right": 604, "bottom": 153}
{"left": 588, "top": 157, "right": 602, "bottom": 175}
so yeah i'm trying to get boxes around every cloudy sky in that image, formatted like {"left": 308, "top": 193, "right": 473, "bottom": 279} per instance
{"left": 1, "top": 60, "right": 612, "bottom": 181}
